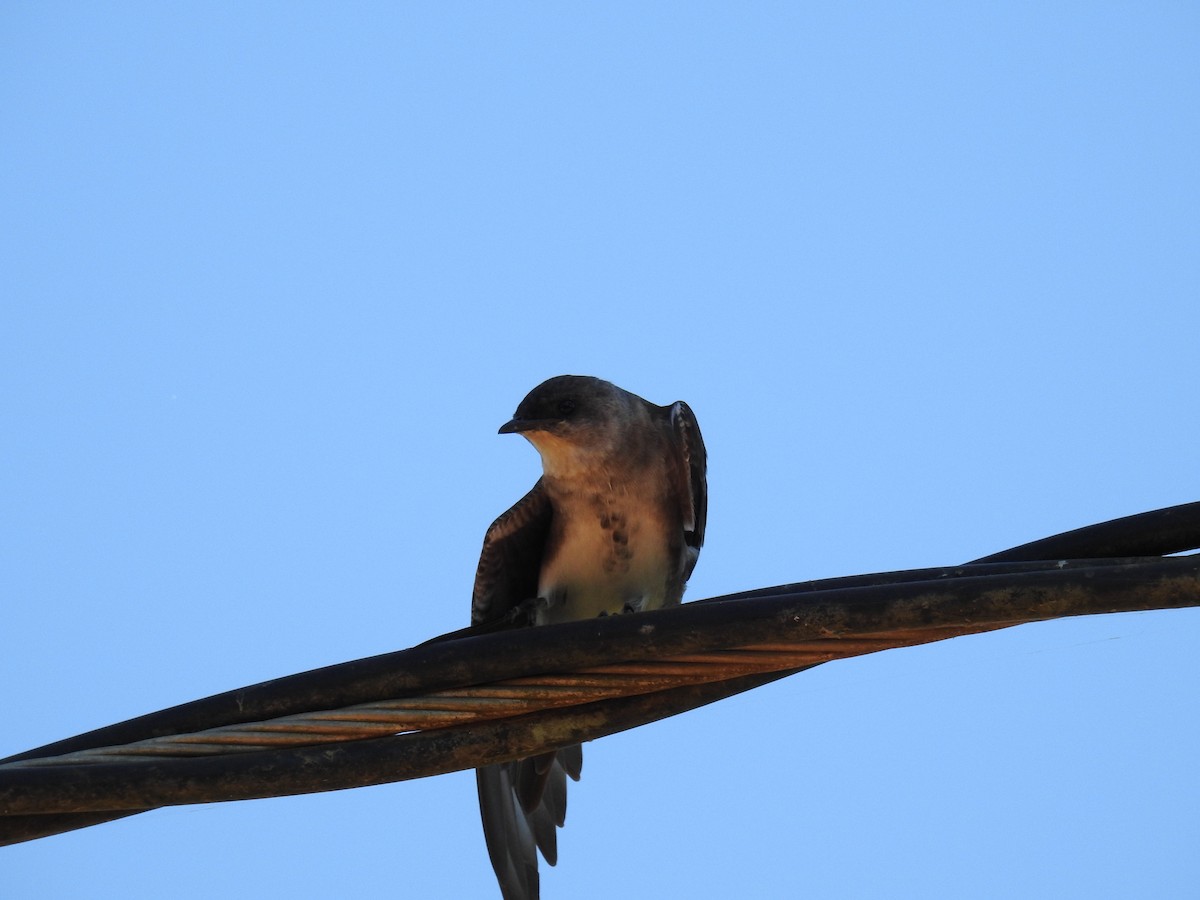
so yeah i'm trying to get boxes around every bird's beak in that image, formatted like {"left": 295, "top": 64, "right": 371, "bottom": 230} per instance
{"left": 498, "top": 418, "right": 533, "bottom": 435}
{"left": 499, "top": 417, "right": 558, "bottom": 435}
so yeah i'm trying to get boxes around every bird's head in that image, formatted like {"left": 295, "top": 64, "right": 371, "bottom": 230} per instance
{"left": 499, "top": 375, "right": 642, "bottom": 476}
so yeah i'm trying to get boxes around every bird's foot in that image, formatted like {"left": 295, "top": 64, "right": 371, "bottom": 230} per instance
{"left": 506, "top": 596, "right": 550, "bottom": 628}
{"left": 596, "top": 599, "right": 645, "bottom": 617}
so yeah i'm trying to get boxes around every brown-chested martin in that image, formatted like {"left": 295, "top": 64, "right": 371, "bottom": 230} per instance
{"left": 472, "top": 375, "right": 707, "bottom": 900}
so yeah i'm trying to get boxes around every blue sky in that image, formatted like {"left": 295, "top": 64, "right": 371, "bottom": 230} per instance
{"left": 2, "top": 4, "right": 1197, "bottom": 898}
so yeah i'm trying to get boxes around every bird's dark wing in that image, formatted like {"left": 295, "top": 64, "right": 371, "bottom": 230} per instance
{"left": 669, "top": 400, "right": 708, "bottom": 582}
{"left": 472, "top": 480, "right": 582, "bottom": 899}
{"left": 471, "top": 480, "right": 552, "bottom": 626}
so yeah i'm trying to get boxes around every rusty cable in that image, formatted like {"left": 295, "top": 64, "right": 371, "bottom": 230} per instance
{"left": 1, "top": 500, "right": 1198, "bottom": 846}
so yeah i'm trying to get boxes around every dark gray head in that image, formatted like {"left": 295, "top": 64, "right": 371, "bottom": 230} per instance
{"left": 498, "top": 375, "right": 656, "bottom": 477}
{"left": 498, "top": 375, "right": 644, "bottom": 438}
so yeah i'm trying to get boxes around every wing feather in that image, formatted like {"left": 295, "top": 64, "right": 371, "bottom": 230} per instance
{"left": 669, "top": 401, "right": 708, "bottom": 581}
{"left": 471, "top": 480, "right": 552, "bottom": 626}
{"left": 472, "top": 479, "right": 581, "bottom": 899}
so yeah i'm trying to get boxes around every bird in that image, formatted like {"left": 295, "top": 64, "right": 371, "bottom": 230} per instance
{"left": 471, "top": 374, "right": 707, "bottom": 900}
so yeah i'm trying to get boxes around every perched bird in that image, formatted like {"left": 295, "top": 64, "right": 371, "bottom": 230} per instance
{"left": 472, "top": 375, "right": 708, "bottom": 900}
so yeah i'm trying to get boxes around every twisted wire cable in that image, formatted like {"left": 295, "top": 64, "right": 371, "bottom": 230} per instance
{"left": 1, "top": 501, "right": 1197, "bottom": 847}
{"left": 3, "top": 631, "right": 978, "bottom": 768}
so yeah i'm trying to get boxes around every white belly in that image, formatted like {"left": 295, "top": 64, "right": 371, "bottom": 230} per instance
{"left": 535, "top": 509, "right": 673, "bottom": 625}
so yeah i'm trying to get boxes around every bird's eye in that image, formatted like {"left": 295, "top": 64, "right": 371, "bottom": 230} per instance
{"left": 557, "top": 398, "right": 576, "bottom": 416}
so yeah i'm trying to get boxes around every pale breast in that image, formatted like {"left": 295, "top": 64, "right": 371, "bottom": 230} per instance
{"left": 535, "top": 488, "right": 676, "bottom": 625}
